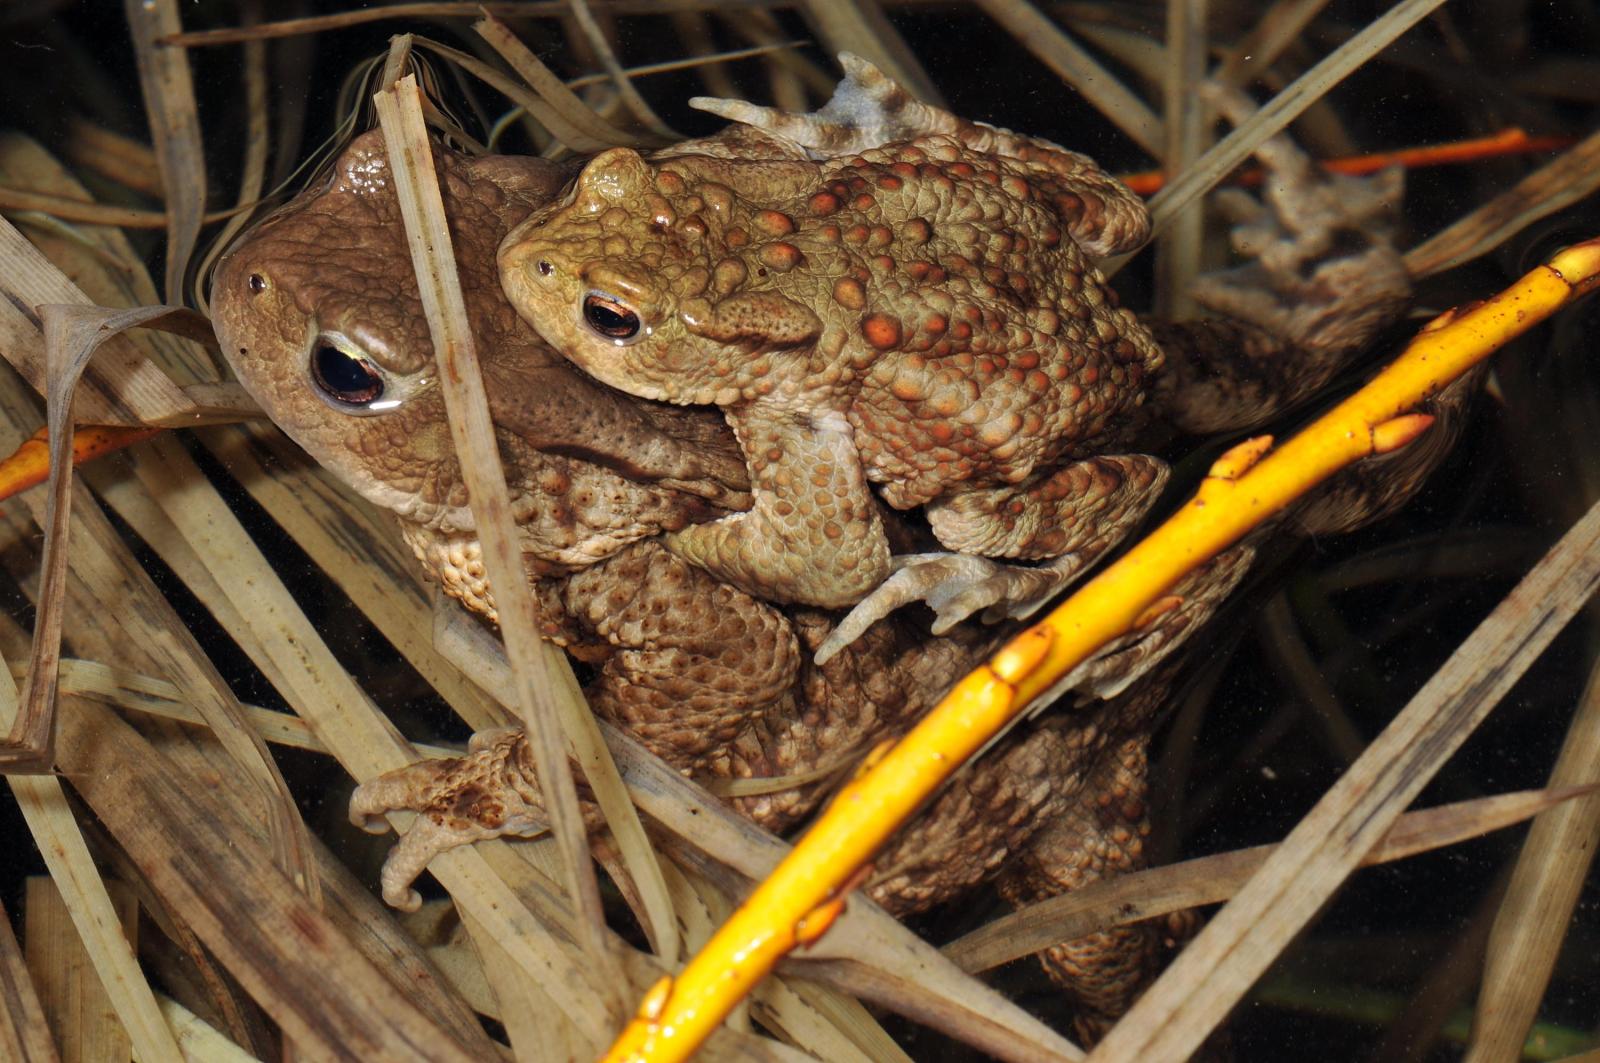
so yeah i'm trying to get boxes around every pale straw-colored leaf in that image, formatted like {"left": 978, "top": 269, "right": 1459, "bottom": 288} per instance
{"left": 22, "top": 658, "right": 458, "bottom": 760}
{"left": 6, "top": 768, "right": 181, "bottom": 1063}
{"left": 376, "top": 70, "right": 678, "bottom": 990}
{"left": 124, "top": 0, "right": 207, "bottom": 302}
{"left": 25, "top": 304, "right": 317, "bottom": 899}
{"left": 467, "top": 15, "right": 654, "bottom": 149}
{"left": 1089, "top": 498, "right": 1600, "bottom": 1060}
{"left": 0, "top": 897, "right": 54, "bottom": 1063}
{"left": 5, "top": 642, "right": 181, "bottom": 1063}
{"left": 1404, "top": 126, "right": 1600, "bottom": 278}
{"left": 567, "top": 0, "right": 681, "bottom": 138}
{"left": 1465, "top": 657, "right": 1600, "bottom": 1059}
{"left": 157, "top": 993, "right": 261, "bottom": 1063}
{"left": 944, "top": 785, "right": 1595, "bottom": 975}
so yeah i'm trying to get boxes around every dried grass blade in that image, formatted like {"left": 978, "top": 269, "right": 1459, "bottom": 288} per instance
{"left": 1465, "top": 660, "right": 1600, "bottom": 1059}
{"left": 21, "top": 878, "right": 131, "bottom": 1061}
{"left": 1118, "top": 0, "right": 1450, "bottom": 263}
{"left": 4, "top": 722, "right": 182, "bottom": 1063}
{"left": 376, "top": 73, "right": 660, "bottom": 989}
{"left": 973, "top": 0, "right": 1163, "bottom": 157}
{"left": 1155, "top": 0, "right": 1209, "bottom": 319}
{"left": 34, "top": 657, "right": 459, "bottom": 760}
{"left": 23, "top": 305, "right": 317, "bottom": 903}
{"left": 201, "top": 425, "right": 510, "bottom": 730}
{"left": 53, "top": 700, "right": 481, "bottom": 1063}
{"left": 944, "top": 785, "right": 1595, "bottom": 974}
{"left": 156, "top": 994, "right": 260, "bottom": 1063}
{"left": 566, "top": 41, "right": 809, "bottom": 91}
{"left": 123, "top": 0, "right": 207, "bottom": 302}
{"left": 192, "top": 8, "right": 271, "bottom": 317}
{"left": 566, "top": 0, "right": 680, "bottom": 138}
{"left": 0, "top": 899, "right": 56, "bottom": 1061}
{"left": 467, "top": 14, "right": 656, "bottom": 149}
{"left": 1404, "top": 127, "right": 1600, "bottom": 278}
{"left": 463, "top": 910, "right": 592, "bottom": 1062}
{"left": 0, "top": 217, "right": 203, "bottom": 427}
{"left": 799, "top": 0, "right": 944, "bottom": 107}
{"left": 1213, "top": 0, "right": 1333, "bottom": 87}
{"left": 1089, "top": 498, "right": 1600, "bottom": 1060}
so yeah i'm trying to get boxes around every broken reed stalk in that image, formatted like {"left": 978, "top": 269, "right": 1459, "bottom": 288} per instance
{"left": 372, "top": 73, "right": 623, "bottom": 1000}
{"left": 598, "top": 240, "right": 1600, "bottom": 1062}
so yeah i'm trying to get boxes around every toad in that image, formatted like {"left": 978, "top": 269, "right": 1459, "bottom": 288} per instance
{"left": 500, "top": 55, "right": 1170, "bottom": 641}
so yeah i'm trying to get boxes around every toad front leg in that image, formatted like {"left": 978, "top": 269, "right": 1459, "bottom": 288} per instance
{"left": 668, "top": 399, "right": 890, "bottom": 608}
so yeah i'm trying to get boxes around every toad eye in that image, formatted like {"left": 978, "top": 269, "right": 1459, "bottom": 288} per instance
{"left": 311, "top": 337, "right": 384, "bottom": 407}
{"left": 583, "top": 293, "right": 641, "bottom": 341}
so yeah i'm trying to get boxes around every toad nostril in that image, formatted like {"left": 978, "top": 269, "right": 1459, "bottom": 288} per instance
{"left": 248, "top": 273, "right": 266, "bottom": 294}
{"left": 537, "top": 260, "right": 553, "bottom": 277}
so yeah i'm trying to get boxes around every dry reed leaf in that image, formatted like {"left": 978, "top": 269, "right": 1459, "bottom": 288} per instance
{"left": 567, "top": 0, "right": 680, "bottom": 138}
{"left": 3, "top": 663, "right": 181, "bottom": 1062}
{"left": 51, "top": 698, "right": 482, "bottom": 1062}
{"left": 377, "top": 65, "right": 684, "bottom": 990}
{"left": 415, "top": 29, "right": 646, "bottom": 152}
{"left": 974, "top": 0, "right": 1163, "bottom": 157}
{"left": 1089, "top": 498, "right": 1600, "bottom": 1060}
{"left": 0, "top": 898, "right": 54, "bottom": 1063}
{"left": 124, "top": 0, "right": 207, "bottom": 302}
{"left": 1213, "top": 0, "right": 1333, "bottom": 87}
{"left": 0, "top": 218, "right": 226, "bottom": 428}
{"left": 434, "top": 611, "right": 1082, "bottom": 1060}
{"left": 943, "top": 785, "right": 1596, "bottom": 974}
{"left": 1154, "top": 0, "right": 1209, "bottom": 320}
{"left": 21, "top": 878, "right": 134, "bottom": 1062}
{"left": 461, "top": 909, "right": 587, "bottom": 1063}
{"left": 1404, "top": 127, "right": 1600, "bottom": 278}
{"left": 25, "top": 304, "right": 316, "bottom": 899}
{"left": 760, "top": 977, "right": 912, "bottom": 1063}
{"left": 23, "top": 658, "right": 457, "bottom": 760}
{"left": 195, "top": 422, "right": 511, "bottom": 729}
{"left": 1465, "top": 661, "right": 1600, "bottom": 1059}
{"left": 157, "top": 993, "right": 262, "bottom": 1063}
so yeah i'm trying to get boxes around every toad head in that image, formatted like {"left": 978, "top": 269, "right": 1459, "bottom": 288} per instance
{"left": 500, "top": 147, "right": 823, "bottom": 409}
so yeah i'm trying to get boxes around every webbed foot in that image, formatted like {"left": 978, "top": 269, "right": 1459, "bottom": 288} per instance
{"left": 815, "top": 550, "right": 1083, "bottom": 664}
{"left": 349, "top": 728, "right": 548, "bottom": 911}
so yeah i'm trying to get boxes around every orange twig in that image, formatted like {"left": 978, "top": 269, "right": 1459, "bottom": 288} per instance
{"left": 601, "top": 237, "right": 1600, "bottom": 1062}
{"left": 0, "top": 426, "right": 163, "bottom": 502}
{"left": 1119, "top": 127, "right": 1574, "bottom": 195}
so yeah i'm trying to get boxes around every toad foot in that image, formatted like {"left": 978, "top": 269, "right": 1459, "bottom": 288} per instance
{"left": 816, "top": 551, "right": 1082, "bottom": 664}
{"left": 349, "top": 728, "right": 549, "bottom": 911}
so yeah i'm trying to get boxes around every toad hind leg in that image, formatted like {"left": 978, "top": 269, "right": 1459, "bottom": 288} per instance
{"left": 668, "top": 402, "right": 890, "bottom": 609}
{"left": 817, "top": 455, "right": 1167, "bottom": 663}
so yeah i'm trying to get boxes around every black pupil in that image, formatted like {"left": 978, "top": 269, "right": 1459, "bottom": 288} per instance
{"left": 584, "top": 296, "right": 639, "bottom": 339}
{"left": 313, "top": 343, "right": 383, "bottom": 406}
